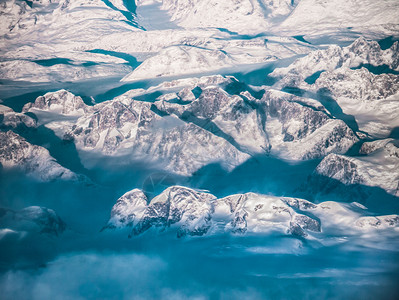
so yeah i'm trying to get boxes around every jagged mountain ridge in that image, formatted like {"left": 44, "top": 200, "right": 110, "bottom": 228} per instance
{"left": 20, "top": 73, "right": 358, "bottom": 175}
{"left": 104, "top": 185, "right": 399, "bottom": 239}
{"left": 271, "top": 38, "right": 399, "bottom": 85}
{"left": 265, "top": 38, "right": 399, "bottom": 197}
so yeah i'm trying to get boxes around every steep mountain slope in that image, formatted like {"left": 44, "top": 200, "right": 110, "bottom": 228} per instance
{"left": 0, "top": 130, "right": 82, "bottom": 182}
{"left": 311, "top": 140, "right": 399, "bottom": 197}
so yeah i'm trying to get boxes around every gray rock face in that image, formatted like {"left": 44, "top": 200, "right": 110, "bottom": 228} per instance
{"left": 261, "top": 89, "right": 358, "bottom": 159}
{"left": 265, "top": 91, "right": 328, "bottom": 141}
{"left": 65, "top": 99, "right": 143, "bottom": 153}
{"left": 291, "top": 214, "right": 321, "bottom": 232}
{"left": 0, "top": 206, "right": 66, "bottom": 236}
{"left": 355, "top": 215, "right": 399, "bottom": 228}
{"left": 312, "top": 67, "right": 399, "bottom": 138}
{"left": 346, "top": 38, "right": 399, "bottom": 70}
{"left": 359, "top": 139, "right": 394, "bottom": 155}
{"left": 0, "top": 130, "right": 80, "bottom": 181}
{"left": 154, "top": 86, "right": 270, "bottom": 154}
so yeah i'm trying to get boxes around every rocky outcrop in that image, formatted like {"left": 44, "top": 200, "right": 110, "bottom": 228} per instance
{"left": 154, "top": 86, "right": 270, "bottom": 154}
{"left": 315, "top": 68, "right": 399, "bottom": 102}
{"left": 270, "top": 38, "right": 399, "bottom": 138}
{"left": 63, "top": 96, "right": 249, "bottom": 175}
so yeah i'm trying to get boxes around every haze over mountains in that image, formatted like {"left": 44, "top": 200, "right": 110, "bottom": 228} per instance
{"left": 1, "top": 0, "right": 399, "bottom": 299}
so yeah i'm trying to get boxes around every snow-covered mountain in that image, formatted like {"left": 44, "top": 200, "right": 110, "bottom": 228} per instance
{"left": 271, "top": 38, "right": 399, "bottom": 138}
{"left": 0, "top": 130, "right": 83, "bottom": 182}
{"left": 22, "top": 89, "right": 89, "bottom": 116}
{"left": 22, "top": 77, "right": 359, "bottom": 175}
{"left": 0, "top": 104, "right": 37, "bottom": 129}
{"left": 260, "top": 89, "right": 357, "bottom": 159}
{"left": 103, "top": 189, "right": 149, "bottom": 230}
{"left": 0, "top": 206, "right": 66, "bottom": 238}
{"left": 314, "top": 68, "right": 399, "bottom": 137}
{"left": 1, "top": 0, "right": 399, "bottom": 298}
{"left": 23, "top": 88, "right": 250, "bottom": 175}
{"left": 104, "top": 185, "right": 399, "bottom": 239}
{"left": 121, "top": 45, "right": 235, "bottom": 81}
{"left": 271, "top": 38, "right": 399, "bottom": 84}
{"left": 312, "top": 139, "right": 399, "bottom": 197}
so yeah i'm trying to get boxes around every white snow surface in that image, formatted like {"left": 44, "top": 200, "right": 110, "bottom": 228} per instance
{"left": 122, "top": 45, "right": 235, "bottom": 81}
{"left": 105, "top": 189, "right": 149, "bottom": 229}
{"left": 276, "top": 0, "right": 399, "bottom": 36}
{"left": 2, "top": 0, "right": 398, "bottom": 83}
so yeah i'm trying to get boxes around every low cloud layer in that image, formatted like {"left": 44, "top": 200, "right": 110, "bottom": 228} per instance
{"left": 1, "top": 240, "right": 399, "bottom": 300}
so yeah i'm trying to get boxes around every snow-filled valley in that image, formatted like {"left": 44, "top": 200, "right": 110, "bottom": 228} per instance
{"left": 1, "top": 0, "right": 399, "bottom": 299}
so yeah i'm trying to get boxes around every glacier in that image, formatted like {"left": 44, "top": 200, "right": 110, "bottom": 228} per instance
{"left": 1, "top": 0, "right": 399, "bottom": 299}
